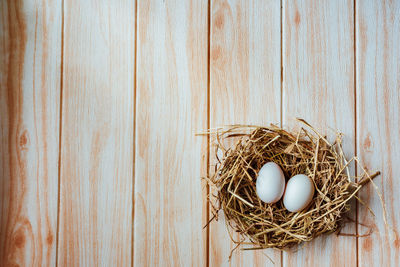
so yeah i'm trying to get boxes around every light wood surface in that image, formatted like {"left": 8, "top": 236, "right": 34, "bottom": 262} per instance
{"left": 0, "top": 1, "right": 399, "bottom": 266}
{"left": 210, "top": 0, "right": 281, "bottom": 265}
{"left": 134, "top": 0, "right": 208, "bottom": 266}
{"left": 58, "top": 0, "right": 134, "bottom": 265}
{"left": 357, "top": 1, "right": 400, "bottom": 266}
{"left": 0, "top": 0, "right": 61, "bottom": 266}
{"left": 282, "top": 1, "right": 356, "bottom": 266}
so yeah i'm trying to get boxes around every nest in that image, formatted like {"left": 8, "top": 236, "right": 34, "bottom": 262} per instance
{"left": 203, "top": 119, "right": 381, "bottom": 251}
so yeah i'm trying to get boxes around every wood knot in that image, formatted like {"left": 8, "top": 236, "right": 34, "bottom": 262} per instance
{"left": 46, "top": 232, "right": 54, "bottom": 245}
{"left": 363, "top": 133, "right": 373, "bottom": 152}
{"left": 294, "top": 11, "right": 301, "bottom": 26}
{"left": 213, "top": 2, "right": 233, "bottom": 32}
{"left": 12, "top": 218, "right": 33, "bottom": 250}
{"left": 19, "top": 130, "right": 30, "bottom": 150}
{"left": 211, "top": 46, "right": 221, "bottom": 61}
{"left": 394, "top": 230, "right": 400, "bottom": 249}
{"left": 362, "top": 237, "right": 372, "bottom": 252}
{"left": 210, "top": 3, "right": 234, "bottom": 68}
{"left": 214, "top": 12, "right": 224, "bottom": 29}
{"left": 14, "top": 233, "right": 25, "bottom": 249}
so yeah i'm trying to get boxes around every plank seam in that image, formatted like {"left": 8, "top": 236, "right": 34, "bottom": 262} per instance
{"left": 132, "top": 1, "right": 138, "bottom": 266}
{"left": 280, "top": 0, "right": 283, "bottom": 266}
{"left": 55, "top": 0, "right": 65, "bottom": 266}
{"left": 280, "top": 0, "right": 283, "bottom": 129}
{"left": 206, "top": 0, "right": 211, "bottom": 267}
{"left": 354, "top": 0, "right": 359, "bottom": 266}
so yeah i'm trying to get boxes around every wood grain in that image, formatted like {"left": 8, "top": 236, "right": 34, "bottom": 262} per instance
{"left": 134, "top": 0, "right": 208, "bottom": 266}
{"left": 0, "top": 0, "right": 61, "bottom": 266}
{"left": 210, "top": 0, "right": 281, "bottom": 265}
{"left": 1, "top": 1, "right": 399, "bottom": 266}
{"left": 58, "top": 0, "right": 134, "bottom": 265}
{"left": 357, "top": 0, "right": 400, "bottom": 266}
{"left": 282, "top": 0, "right": 356, "bottom": 266}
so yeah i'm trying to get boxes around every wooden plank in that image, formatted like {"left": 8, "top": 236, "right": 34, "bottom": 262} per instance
{"left": 58, "top": 0, "right": 135, "bottom": 265}
{"left": 210, "top": 0, "right": 281, "bottom": 265}
{"left": 357, "top": 1, "right": 400, "bottom": 266}
{"left": 134, "top": 0, "right": 208, "bottom": 266}
{"left": 282, "top": 1, "right": 356, "bottom": 266}
{"left": 0, "top": 0, "right": 61, "bottom": 266}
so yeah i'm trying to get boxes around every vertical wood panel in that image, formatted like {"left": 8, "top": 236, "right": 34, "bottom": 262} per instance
{"left": 0, "top": 1, "right": 61, "bottom": 266}
{"left": 357, "top": 1, "right": 400, "bottom": 266}
{"left": 134, "top": 0, "right": 208, "bottom": 266}
{"left": 210, "top": 0, "right": 281, "bottom": 265}
{"left": 282, "top": 1, "right": 355, "bottom": 266}
{"left": 58, "top": 0, "right": 134, "bottom": 265}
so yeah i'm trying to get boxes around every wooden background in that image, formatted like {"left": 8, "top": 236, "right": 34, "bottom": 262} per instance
{"left": 0, "top": 0, "right": 399, "bottom": 266}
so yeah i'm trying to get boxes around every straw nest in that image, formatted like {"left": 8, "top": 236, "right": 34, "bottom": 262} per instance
{"left": 203, "top": 119, "right": 381, "bottom": 251}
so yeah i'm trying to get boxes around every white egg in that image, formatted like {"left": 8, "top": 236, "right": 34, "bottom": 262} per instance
{"left": 283, "top": 174, "right": 315, "bottom": 212}
{"left": 256, "top": 162, "right": 286, "bottom": 204}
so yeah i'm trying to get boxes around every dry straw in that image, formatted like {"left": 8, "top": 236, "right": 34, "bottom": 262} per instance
{"left": 201, "top": 118, "right": 381, "bottom": 253}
